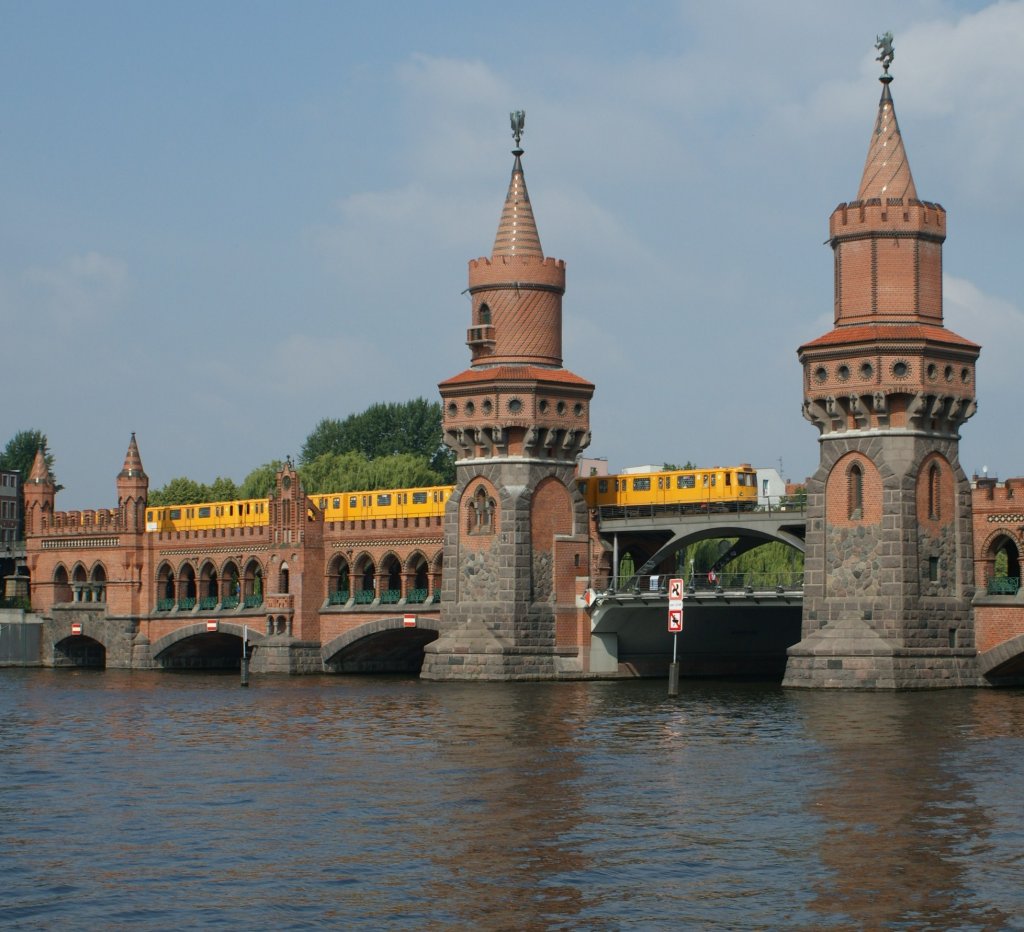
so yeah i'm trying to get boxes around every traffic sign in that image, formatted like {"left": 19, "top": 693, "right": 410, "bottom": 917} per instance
{"left": 668, "top": 608, "right": 683, "bottom": 633}
{"left": 403, "top": 614, "right": 417, "bottom": 628}
{"left": 70, "top": 622, "right": 82, "bottom": 636}
{"left": 206, "top": 620, "right": 219, "bottom": 632}
{"left": 668, "top": 577, "right": 684, "bottom": 601}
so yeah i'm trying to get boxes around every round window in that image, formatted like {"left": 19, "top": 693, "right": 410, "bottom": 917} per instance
{"left": 814, "top": 366, "right": 828, "bottom": 383}
{"left": 860, "top": 362, "right": 874, "bottom": 379}
{"left": 465, "top": 401, "right": 475, "bottom": 415}
{"left": 837, "top": 365, "right": 850, "bottom": 381}
{"left": 892, "top": 361, "right": 909, "bottom": 378}
{"left": 508, "top": 398, "right": 523, "bottom": 414}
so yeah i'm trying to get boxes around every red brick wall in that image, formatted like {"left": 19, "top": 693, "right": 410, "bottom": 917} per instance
{"left": 825, "top": 452, "right": 882, "bottom": 527}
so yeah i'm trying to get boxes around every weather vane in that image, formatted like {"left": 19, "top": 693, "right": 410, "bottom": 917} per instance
{"left": 875, "top": 31, "right": 895, "bottom": 79}
{"left": 510, "top": 110, "right": 525, "bottom": 149}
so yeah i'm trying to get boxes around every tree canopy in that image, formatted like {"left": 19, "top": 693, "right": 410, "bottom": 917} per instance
{"left": 301, "top": 398, "right": 454, "bottom": 482}
{"left": 147, "top": 476, "right": 240, "bottom": 506}
{"left": 0, "top": 429, "right": 57, "bottom": 487}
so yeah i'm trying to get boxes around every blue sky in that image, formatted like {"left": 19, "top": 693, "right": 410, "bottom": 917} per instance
{"left": 3, "top": 1, "right": 1022, "bottom": 509}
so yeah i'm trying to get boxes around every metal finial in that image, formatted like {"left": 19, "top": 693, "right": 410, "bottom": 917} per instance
{"left": 510, "top": 110, "right": 525, "bottom": 149}
{"left": 875, "top": 31, "right": 895, "bottom": 81}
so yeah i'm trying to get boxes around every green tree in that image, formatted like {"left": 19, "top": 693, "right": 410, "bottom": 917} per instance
{"left": 301, "top": 398, "right": 454, "bottom": 481}
{"left": 239, "top": 461, "right": 283, "bottom": 499}
{"left": 0, "top": 429, "right": 57, "bottom": 488}
{"left": 300, "top": 451, "right": 446, "bottom": 494}
{"left": 147, "top": 477, "right": 211, "bottom": 506}
{"left": 208, "top": 476, "right": 240, "bottom": 501}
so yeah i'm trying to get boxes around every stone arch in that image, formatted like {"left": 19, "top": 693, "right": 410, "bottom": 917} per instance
{"left": 52, "top": 564, "right": 72, "bottom": 604}
{"left": 326, "top": 553, "right": 351, "bottom": 605}
{"left": 430, "top": 549, "right": 444, "bottom": 602}
{"left": 279, "top": 561, "right": 290, "bottom": 595}
{"left": 53, "top": 634, "right": 106, "bottom": 668}
{"left": 150, "top": 621, "right": 265, "bottom": 670}
{"left": 267, "top": 613, "right": 290, "bottom": 636}
{"left": 353, "top": 552, "right": 376, "bottom": 604}
{"left": 978, "top": 634, "right": 1024, "bottom": 680}
{"left": 321, "top": 616, "right": 441, "bottom": 674}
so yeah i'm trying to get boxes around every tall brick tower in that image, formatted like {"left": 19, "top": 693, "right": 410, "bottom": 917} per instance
{"left": 23, "top": 447, "right": 55, "bottom": 536}
{"left": 784, "top": 37, "right": 981, "bottom": 688}
{"left": 116, "top": 432, "right": 148, "bottom": 534}
{"left": 422, "top": 112, "right": 595, "bottom": 680}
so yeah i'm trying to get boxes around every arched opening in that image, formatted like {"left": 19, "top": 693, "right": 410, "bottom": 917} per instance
{"left": 89, "top": 564, "right": 107, "bottom": 603}
{"left": 327, "top": 555, "right": 351, "bottom": 605}
{"left": 71, "top": 564, "right": 89, "bottom": 602}
{"left": 468, "top": 485, "right": 496, "bottom": 534}
{"left": 988, "top": 534, "right": 1021, "bottom": 595}
{"left": 848, "top": 463, "right": 864, "bottom": 521}
{"left": 53, "top": 565, "right": 72, "bottom": 604}
{"left": 222, "top": 561, "right": 241, "bottom": 609}
{"left": 178, "top": 563, "right": 197, "bottom": 611}
{"left": 479, "top": 302, "right": 491, "bottom": 325}
{"left": 379, "top": 554, "right": 402, "bottom": 604}
{"left": 279, "top": 562, "right": 290, "bottom": 595}
{"left": 157, "top": 563, "right": 176, "bottom": 611}
{"left": 928, "top": 463, "right": 941, "bottom": 520}
{"left": 156, "top": 633, "right": 244, "bottom": 671}
{"left": 406, "top": 553, "right": 429, "bottom": 604}
{"left": 199, "top": 562, "right": 219, "bottom": 610}
{"left": 354, "top": 555, "right": 376, "bottom": 604}
{"left": 54, "top": 635, "right": 106, "bottom": 668}
{"left": 243, "top": 560, "right": 263, "bottom": 608}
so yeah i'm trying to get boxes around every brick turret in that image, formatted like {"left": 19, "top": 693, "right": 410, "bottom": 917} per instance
{"left": 23, "top": 447, "right": 55, "bottom": 535}
{"left": 116, "top": 433, "right": 149, "bottom": 533}
{"left": 785, "top": 40, "right": 982, "bottom": 689}
{"left": 424, "top": 114, "right": 595, "bottom": 680}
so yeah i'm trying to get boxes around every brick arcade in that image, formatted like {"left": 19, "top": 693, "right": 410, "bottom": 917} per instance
{"left": 16, "top": 60, "right": 1024, "bottom": 686}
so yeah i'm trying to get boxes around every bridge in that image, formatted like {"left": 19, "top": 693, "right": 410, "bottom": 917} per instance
{"left": 584, "top": 503, "right": 807, "bottom": 677}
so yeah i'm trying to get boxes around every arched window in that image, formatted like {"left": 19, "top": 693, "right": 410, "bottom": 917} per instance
{"left": 479, "top": 303, "right": 491, "bottom": 325}
{"left": 468, "top": 486, "right": 495, "bottom": 534}
{"left": 848, "top": 463, "right": 863, "bottom": 521}
{"left": 928, "top": 463, "right": 941, "bottom": 520}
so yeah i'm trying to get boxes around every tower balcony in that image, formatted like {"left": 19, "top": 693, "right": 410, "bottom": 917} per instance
{"left": 466, "top": 325, "right": 495, "bottom": 349}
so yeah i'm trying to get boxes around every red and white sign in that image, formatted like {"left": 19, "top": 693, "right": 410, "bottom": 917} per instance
{"left": 206, "top": 620, "right": 219, "bottom": 632}
{"left": 403, "top": 614, "right": 417, "bottom": 628}
{"left": 668, "top": 608, "right": 683, "bottom": 633}
{"left": 668, "top": 577, "right": 684, "bottom": 602}
{"left": 70, "top": 622, "right": 83, "bottom": 636}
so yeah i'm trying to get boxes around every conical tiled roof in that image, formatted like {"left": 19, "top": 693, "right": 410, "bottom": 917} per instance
{"left": 856, "top": 80, "right": 917, "bottom": 202}
{"left": 492, "top": 152, "right": 543, "bottom": 258}
{"left": 118, "top": 432, "right": 147, "bottom": 479}
{"left": 28, "top": 447, "right": 52, "bottom": 485}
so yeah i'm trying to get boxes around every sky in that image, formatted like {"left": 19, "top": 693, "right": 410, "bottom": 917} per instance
{"left": 2, "top": 1, "right": 1022, "bottom": 509}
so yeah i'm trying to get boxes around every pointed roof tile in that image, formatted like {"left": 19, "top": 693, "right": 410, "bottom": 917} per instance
{"left": 856, "top": 81, "right": 917, "bottom": 202}
{"left": 492, "top": 152, "right": 544, "bottom": 258}
{"left": 118, "top": 432, "right": 147, "bottom": 479}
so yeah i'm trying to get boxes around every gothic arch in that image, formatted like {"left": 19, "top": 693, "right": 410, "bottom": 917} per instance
{"left": 825, "top": 452, "right": 882, "bottom": 527}
{"left": 353, "top": 552, "right": 376, "bottom": 603}
{"left": 326, "top": 553, "right": 351, "bottom": 604}
{"left": 915, "top": 452, "right": 954, "bottom": 528}
{"left": 465, "top": 478, "right": 499, "bottom": 535}
{"left": 52, "top": 564, "right": 72, "bottom": 603}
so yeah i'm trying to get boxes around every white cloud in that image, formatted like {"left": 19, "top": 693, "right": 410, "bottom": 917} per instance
{"left": 18, "top": 252, "right": 130, "bottom": 328}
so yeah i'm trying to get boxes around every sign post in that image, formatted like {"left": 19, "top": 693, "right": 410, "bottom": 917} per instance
{"left": 667, "top": 577, "right": 684, "bottom": 697}
{"left": 240, "top": 623, "right": 250, "bottom": 688}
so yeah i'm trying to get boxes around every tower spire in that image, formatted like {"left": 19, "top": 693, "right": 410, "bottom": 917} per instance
{"left": 118, "top": 431, "right": 146, "bottom": 479}
{"left": 492, "top": 110, "right": 543, "bottom": 258}
{"left": 856, "top": 34, "right": 917, "bottom": 202}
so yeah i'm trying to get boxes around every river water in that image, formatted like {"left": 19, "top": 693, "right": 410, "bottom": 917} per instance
{"left": 2, "top": 669, "right": 1023, "bottom": 930}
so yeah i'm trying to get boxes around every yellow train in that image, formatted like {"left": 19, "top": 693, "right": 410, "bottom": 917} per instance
{"left": 144, "top": 464, "right": 757, "bottom": 533}
{"left": 145, "top": 485, "right": 452, "bottom": 533}
{"left": 576, "top": 464, "right": 759, "bottom": 514}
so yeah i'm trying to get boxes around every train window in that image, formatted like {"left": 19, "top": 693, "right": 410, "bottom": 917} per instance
{"left": 319, "top": 498, "right": 327, "bottom": 509}
{"left": 350, "top": 497, "right": 357, "bottom": 508}
{"left": 598, "top": 479, "right": 608, "bottom": 493}
{"left": 413, "top": 492, "right": 427, "bottom": 504}
{"left": 146, "top": 511, "right": 154, "bottom": 522}
{"left": 702, "top": 475, "right": 709, "bottom": 488}
{"left": 658, "top": 477, "right": 664, "bottom": 490}
{"left": 333, "top": 498, "right": 341, "bottom": 509}
{"left": 725, "top": 473, "right": 732, "bottom": 486}
{"left": 677, "top": 476, "right": 695, "bottom": 489}
{"left": 710, "top": 475, "right": 717, "bottom": 487}
{"left": 170, "top": 509, "right": 181, "bottom": 520}
{"left": 198, "top": 507, "right": 211, "bottom": 518}
{"left": 377, "top": 494, "right": 392, "bottom": 506}
{"left": 633, "top": 478, "right": 651, "bottom": 491}
{"left": 186, "top": 508, "right": 194, "bottom": 519}
{"left": 362, "top": 496, "right": 369, "bottom": 507}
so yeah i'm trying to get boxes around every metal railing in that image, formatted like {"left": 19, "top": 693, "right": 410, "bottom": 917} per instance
{"left": 598, "top": 570, "right": 804, "bottom": 594}
{"left": 986, "top": 576, "right": 1020, "bottom": 595}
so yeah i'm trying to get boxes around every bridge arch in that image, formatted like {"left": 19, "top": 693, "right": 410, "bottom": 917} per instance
{"left": 978, "top": 634, "right": 1024, "bottom": 682}
{"left": 151, "top": 622, "right": 265, "bottom": 670}
{"left": 321, "top": 617, "right": 441, "bottom": 674}
{"left": 53, "top": 634, "right": 106, "bottom": 667}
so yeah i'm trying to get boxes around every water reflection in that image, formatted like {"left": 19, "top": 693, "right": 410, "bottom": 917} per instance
{"left": 2, "top": 670, "right": 1024, "bottom": 928}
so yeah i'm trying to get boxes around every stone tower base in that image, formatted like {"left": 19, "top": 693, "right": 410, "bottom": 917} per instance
{"left": 420, "top": 618, "right": 557, "bottom": 681}
{"left": 783, "top": 617, "right": 982, "bottom": 688}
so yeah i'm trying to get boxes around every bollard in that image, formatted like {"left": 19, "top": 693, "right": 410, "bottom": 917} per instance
{"left": 240, "top": 654, "right": 250, "bottom": 687}
{"left": 668, "top": 661, "right": 680, "bottom": 697}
